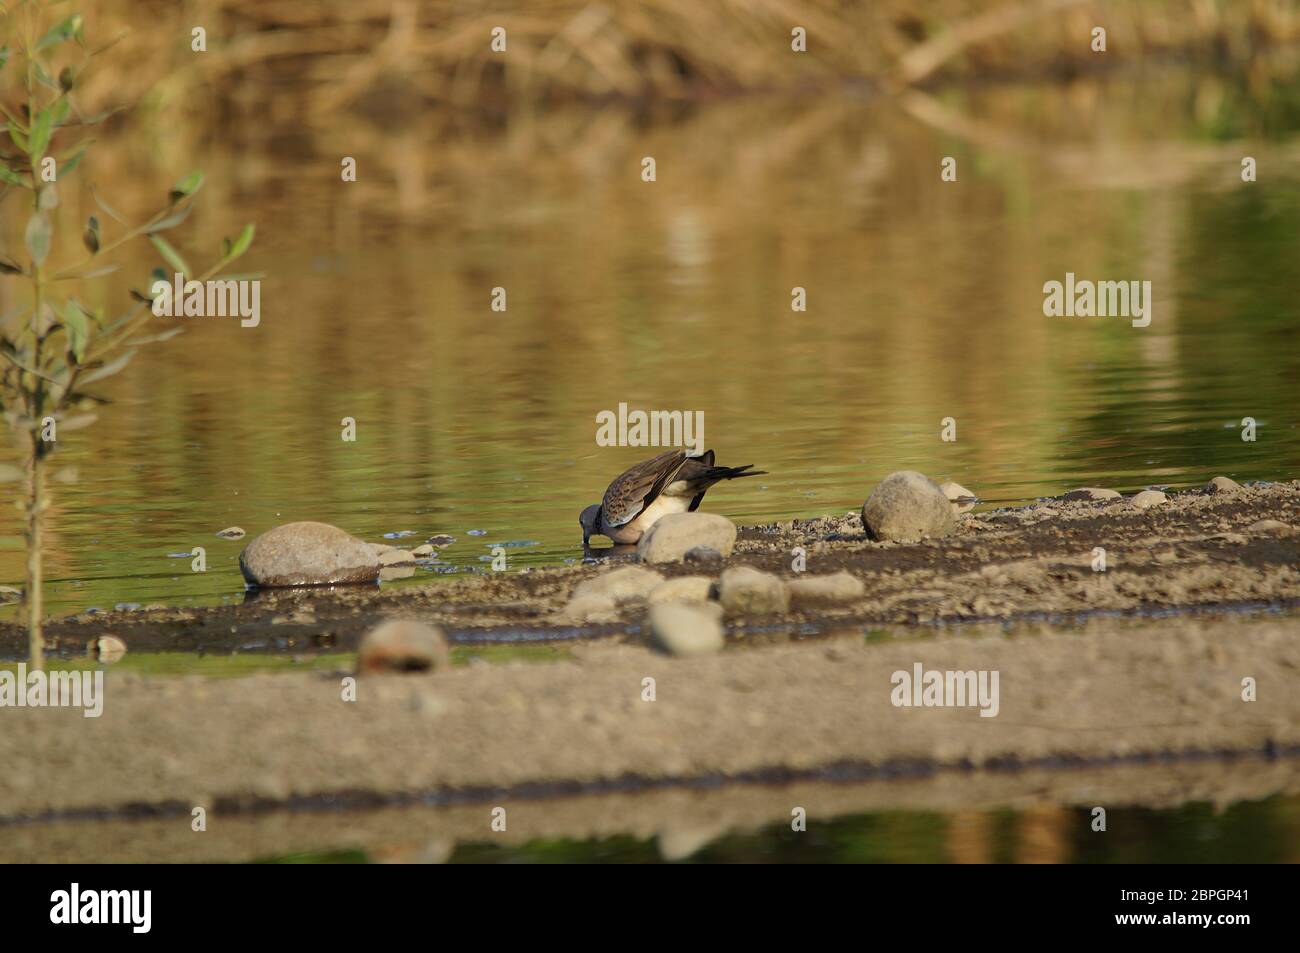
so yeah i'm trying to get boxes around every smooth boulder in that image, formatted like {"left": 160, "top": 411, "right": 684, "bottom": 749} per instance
{"left": 239, "top": 521, "right": 381, "bottom": 587}
{"left": 647, "top": 576, "right": 715, "bottom": 606}
{"left": 1205, "top": 476, "right": 1242, "bottom": 495}
{"left": 717, "top": 566, "right": 789, "bottom": 617}
{"left": 637, "top": 512, "right": 737, "bottom": 564}
{"left": 648, "top": 602, "right": 725, "bottom": 657}
{"left": 861, "top": 471, "right": 955, "bottom": 541}
{"left": 358, "top": 620, "right": 450, "bottom": 674}
{"left": 788, "top": 571, "right": 865, "bottom": 608}
{"left": 562, "top": 566, "right": 665, "bottom": 622}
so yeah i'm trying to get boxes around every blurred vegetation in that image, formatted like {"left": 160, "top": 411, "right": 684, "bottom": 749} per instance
{"left": 1, "top": 0, "right": 254, "bottom": 666}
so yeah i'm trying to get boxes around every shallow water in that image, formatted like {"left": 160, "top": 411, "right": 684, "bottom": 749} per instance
{"left": 2, "top": 67, "right": 1300, "bottom": 618}
{"left": 258, "top": 795, "right": 1300, "bottom": 864}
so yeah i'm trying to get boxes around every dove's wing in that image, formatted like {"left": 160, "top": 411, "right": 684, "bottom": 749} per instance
{"left": 601, "top": 450, "right": 690, "bottom": 527}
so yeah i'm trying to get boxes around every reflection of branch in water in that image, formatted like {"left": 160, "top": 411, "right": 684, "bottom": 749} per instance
{"left": 898, "top": 0, "right": 1089, "bottom": 86}
{"left": 899, "top": 87, "right": 1300, "bottom": 190}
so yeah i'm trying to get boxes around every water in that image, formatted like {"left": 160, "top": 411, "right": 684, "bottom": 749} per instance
{"left": 3, "top": 68, "right": 1300, "bottom": 618}
{"left": 255, "top": 795, "right": 1300, "bottom": 864}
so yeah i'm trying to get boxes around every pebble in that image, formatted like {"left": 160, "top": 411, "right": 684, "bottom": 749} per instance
{"left": 1245, "top": 519, "right": 1293, "bottom": 537}
{"left": 215, "top": 527, "right": 246, "bottom": 539}
{"left": 357, "top": 620, "right": 450, "bottom": 674}
{"left": 86, "top": 635, "right": 127, "bottom": 664}
{"left": 1130, "top": 489, "right": 1168, "bottom": 509}
{"left": 717, "top": 566, "right": 790, "bottom": 617}
{"left": 788, "top": 571, "right": 865, "bottom": 607}
{"left": 0, "top": 585, "right": 22, "bottom": 603}
{"left": 1205, "top": 476, "right": 1242, "bottom": 495}
{"left": 938, "top": 480, "right": 978, "bottom": 514}
{"left": 648, "top": 602, "right": 725, "bottom": 657}
{"left": 647, "top": 576, "right": 715, "bottom": 606}
{"left": 636, "top": 512, "right": 737, "bottom": 563}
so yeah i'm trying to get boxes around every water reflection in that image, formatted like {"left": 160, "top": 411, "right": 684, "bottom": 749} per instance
{"left": 3, "top": 70, "right": 1299, "bottom": 617}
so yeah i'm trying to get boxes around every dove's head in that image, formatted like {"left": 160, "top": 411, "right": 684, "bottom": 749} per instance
{"left": 578, "top": 504, "right": 602, "bottom": 546}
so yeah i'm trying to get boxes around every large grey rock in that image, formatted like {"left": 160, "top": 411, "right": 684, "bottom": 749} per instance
{"left": 649, "top": 602, "right": 725, "bottom": 657}
{"left": 788, "top": 571, "right": 865, "bottom": 608}
{"left": 561, "top": 566, "right": 665, "bottom": 622}
{"left": 637, "top": 512, "right": 736, "bottom": 564}
{"left": 861, "top": 471, "right": 955, "bottom": 541}
{"left": 239, "top": 521, "right": 381, "bottom": 587}
{"left": 358, "top": 620, "right": 450, "bottom": 674}
{"left": 647, "top": 576, "right": 715, "bottom": 606}
{"left": 717, "top": 566, "right": 789, "bottom": 617}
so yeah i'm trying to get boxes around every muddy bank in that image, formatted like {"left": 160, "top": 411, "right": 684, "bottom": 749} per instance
{"left": 2, "top": 613, "right": 1298, "bottom": 822}
{"left": 3, "top": 480, "right": 1298, "bottom": 657}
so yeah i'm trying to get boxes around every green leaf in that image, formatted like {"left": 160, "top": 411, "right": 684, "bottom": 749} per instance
{"left": 226, "top": 224, "right": 255, "bottom": 261}
{"left": 25, "top": 213, "right": 51, "bottom": 266}
{"left": 149, "top": 235, "right": 191, "bottom": 277}
{"left": 169, "top": 170, "right": 204, "bottom": 203}
{"left": 0, "top": 47, "right": 10, "bottom": 71}
{"left": 36, "top": 15, "right": 84, "bottom": 52}
{"left": 28, "top": 108, "right": 53, "bottom": 160}
{"left": 8, "top": 121, "right": 28, "bottom": 153}
{"left": 0, "top": 165, "right": 27, "bottom": 188}
{"left": 92, "top": 189, "right": 127, "bottom": 224}
{"left": 80, "top": 351, "right": 132, "bottom": 385}
{"left": 145, "top": 203, "right": 192, "bottom": 233}
{"left": 38, "top": 184, "right": 58, "bottom": 210}
{"left": 62, "top": 301, "right": 89, "bottom": 363}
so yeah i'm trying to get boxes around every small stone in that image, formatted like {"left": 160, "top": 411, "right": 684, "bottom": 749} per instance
{"left": 0, "top": 585, "right": 21, "bottom": 604}
{"left": 637, "top": 512, "right": 737, "bottom": 563}
{"left": 1246, "top": 519, "right": 1293, "bottom": 537}
{"left": 215, "top": 526, "right": 246, "bottom": 539}
{"left": 561, "top": 566, "right": 665, "bottom": 622}
{"left": 1130, "top": 489, "right": 1168, "bottom": 510}
{"left": 648, "top": 602, "right": 725, "bottom": 657}
{"left": 239, "top": 522, "right": 380, "bottom": 588}
{"left": 1205, "top": 476, "right": 1242, "bottom": 495}
{"left": 427, "top": 535, "right": 455, "bottom": 546}
{"left": 938, "top": 481, "right": 978, "bottom": 514}
{"left": 87, "top": 635, "right": 127, "bottom": 664}
{"left": 411, "top": 544, "right": 436, "bottom": 557}
{"left": 647, "top": 576, "right": 715, "bottom": 606}
{"left": 684, "top": 546, "right": 724, "bottom": 567}
{"left": 788, "top": 571, "right": 865, "bottom": 608}
{"left": 357, "top": 620, "right": 450, "bottom": 674}
{"left": 717, "top": 566, "right": 790, "bottom": 617}
{"left": 861, "top": 471, "right": 955, "bottom": 541}
{"left": 1062, "top": 487, "right": 1122, "bottom": 502}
